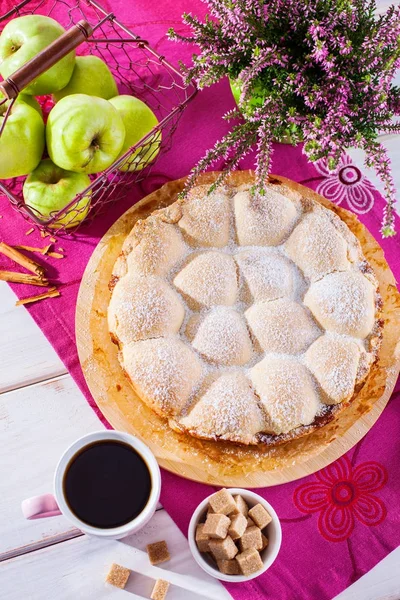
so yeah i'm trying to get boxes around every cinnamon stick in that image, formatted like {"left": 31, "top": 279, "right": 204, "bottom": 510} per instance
{"left": 16, "top": 287, "right": 60, "bottom": 306}
{"left": 0, "top": 242, "right": 45, "bottom": 278}
{"left": 47, "top": 252, "right": 64, "bottom": 259}
{"left": 0, "top": 271, "right": 49, "bottom": 286}
{"left": 14, "top": 244, "right": 51, "bottom": 256}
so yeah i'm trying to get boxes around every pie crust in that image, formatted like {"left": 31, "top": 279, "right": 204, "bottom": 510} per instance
{"left": 108, "top": 178, "right": 382, "bottom": 446}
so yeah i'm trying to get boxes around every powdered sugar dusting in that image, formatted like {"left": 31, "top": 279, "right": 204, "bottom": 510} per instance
{"left": 235, "top": 248, "right": 296, "bottom": 302}
{"left": 304, "top": 333, "right": 367, "bottom": 404}
{"left": 178, "top": 185, "right": 231, "bottom": 247}
{"left": 285, "top": 208, "right": 349, "bottom": 281}
{"left": 234, "top": 188, "right": 299, "bottom": 246}
{"left": 250, "top": 356, "right": 320, "bottom": 435}
{"left": 122, "top": 337, "right": 203, "bottom": 415}
{"left": 126, "top": 218, "right": 187, "bottom": 276}
{"left": 191, "top": 306, "right": 252, "bottom": 366}
{"left": 180, "top": 372, "right": 265, "bottom": 444}
{"left": 173, "top": 251, "right": 238, "bottom": 308}
{"left": 110, "top": 180, "right": 379, "bottom": 443}
{"left": 304, "top": 271, "right": 375, "bottom": 338}
{"left": 109, "top": 275, "right": 184, "bottom": 343}
{"left": 246, "top": 298, "right": 321, "bottom": 354}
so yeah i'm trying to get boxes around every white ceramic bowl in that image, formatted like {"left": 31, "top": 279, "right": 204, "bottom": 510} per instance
{"left": 188, "top": 488, "right": 282, "bottom": 582}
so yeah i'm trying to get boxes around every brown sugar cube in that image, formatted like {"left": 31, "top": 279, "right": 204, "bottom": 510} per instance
{"left": 248, "top": 503, "right": 272, "bottom": 529}
{"left": 261, "top": 533, "right": 269, "bottom": 551}
{"left": 233, "top": 495, "right": 249, "bottom": 517}
{"left": 105, "top": 563, "right": 130, "bottom": 589}
{"left": 151, "top": 579, "right": 170, "bottom": 600}
{"left": 228, "top": 513, "right": 247, "bottom": 540}
{"left": 203, "top": 513, "right": 230, "bottom": 539}
{"left": 146, "top": 541, "right": 170, "bottom": 565}
{"left": 239, "top": 526, "right": 263, "bottom": 551}
{"left": 209, "top": 536, "right": 238, "bottom": 560}
{"left": 246, "top": 517, "right": 255, "bottom": 528}
{"left": 208, "top": 488, "right": 237, "bottom": 516}
{"left": 217, "top": 559, "right": 241, "bottom": 575}
{"left": 236, "top": 549, "right": 264, "bottom": 575}
{"left": 195, "top": 523, "right": 210, "bottom": 552}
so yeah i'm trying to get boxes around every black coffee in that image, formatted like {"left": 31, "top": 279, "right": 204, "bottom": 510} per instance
{"left": 63, "top": 440, "right": 151, "bottom": 529}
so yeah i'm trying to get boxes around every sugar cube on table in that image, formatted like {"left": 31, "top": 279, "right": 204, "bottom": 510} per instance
{"left": 146, "top": 541, "right": 171, "bottom": 565}
{"left": 217, "top": 559, "right": 241, "bottom": 575}
{"left": 105, "top": 563, "right": 130, "bottom": 589}
{"left": 209, "top": 536, "right": 238, "bottom": 560}
{"left": 203, "top": 513, "right": 231, "bottom": 539}
{"left": 195, "top": 523, "right": 210, "bottom": 552}
{"left": 208, "top": 488, "right": 237, "bottom": 515}
{"left": 239, "top": 526, "right": 263, "bottom": 551}
{"left": 228, "top": 513, "right": 247, "bottom": 540}
{"left": 248, "top": 503, "right": 273, "bottom": 529}
{"left": 151, "top": 579, "right": 170, "bottom": 600}
{"left": 233, "top": 494, "right": 249, "bottom": 517}
{"left": 236, "top": 549, "right": 264, "bottom": 575}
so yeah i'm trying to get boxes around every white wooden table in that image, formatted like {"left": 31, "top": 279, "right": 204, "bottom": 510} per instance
{"left": 1, "top": 181, "right": 400, "bottom": 600}
{"left": 1, "top": 52, "right": 400, "bottom": 600}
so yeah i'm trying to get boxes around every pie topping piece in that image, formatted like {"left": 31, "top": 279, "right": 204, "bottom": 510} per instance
{"left": 109, "top": 179, "right": 381, "bottom": 445}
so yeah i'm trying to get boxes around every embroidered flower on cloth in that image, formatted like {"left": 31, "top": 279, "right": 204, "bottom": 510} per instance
{"left": 314, "top": 154, "right": 375, "bottom": 215}
{"left": 293, "top": 456, "right": 387, "bottom": 542}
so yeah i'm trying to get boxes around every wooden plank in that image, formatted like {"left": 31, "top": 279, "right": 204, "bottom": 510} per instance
{"left": 0, "top": 373, "right": 103, "bottom": 558}
{"left": 0, "top": 529, "right": 83, "bottom": 562}
{"left": 335, "top": 547, "right": 400, "bottom": 600}
{"left": 1, "top": 502, "right": 399, "bottom": 600}
{"left": 0, "top": 284, "right": 66, "bottom": 393}
{"left": 0, "top": 509, "right": 231, "bottom": 600}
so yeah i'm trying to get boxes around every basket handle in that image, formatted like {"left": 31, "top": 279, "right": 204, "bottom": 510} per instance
{"left": 0, "top": 20, "right": 93, "bottom": 99}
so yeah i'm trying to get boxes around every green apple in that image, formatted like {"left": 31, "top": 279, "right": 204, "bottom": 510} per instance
{"left": 109, "top": 95, "right": 161, "bottom": 172}
{"left": 0, "top": 91, "right": 42, "bottom": 116}
{"left": 53, "top": 55, "right": 118, "bottom": 102}
{"left": 46, "top": 94, "right": 125, "bottom": 174}
{"left": 0, "top": 97, "right": 44, "bottom": 179}
{"left": 0, "top": 15, "right": 75, "bottom": 95}
{"left": 23, "top": 159, "right": 91, "bottom": 228}
{"left": 19, "top": 94, "right": 42, "bottom": 115}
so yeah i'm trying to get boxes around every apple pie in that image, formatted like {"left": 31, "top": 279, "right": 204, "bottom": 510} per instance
{"left": 108, "top": 178, "right": 382, "bottom": 446}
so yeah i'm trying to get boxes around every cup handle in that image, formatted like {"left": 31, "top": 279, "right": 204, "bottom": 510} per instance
{"left": 21, "top": 493, "right": 62, "bottom": 520}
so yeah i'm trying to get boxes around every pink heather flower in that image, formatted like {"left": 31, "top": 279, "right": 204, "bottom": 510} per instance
{"left": 169, "top": 0, "right": 400, "bottom": 235}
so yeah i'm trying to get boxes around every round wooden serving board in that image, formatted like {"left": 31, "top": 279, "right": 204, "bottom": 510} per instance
{"left": 76, "top": 171, "right": 400, "bottom": 487}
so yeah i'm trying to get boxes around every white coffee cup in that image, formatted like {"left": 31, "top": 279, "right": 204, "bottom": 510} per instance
{"left": 21, "top": 430, "right": 161, "bottom": 539}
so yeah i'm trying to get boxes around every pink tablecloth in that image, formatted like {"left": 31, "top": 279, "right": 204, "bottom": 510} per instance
{"left": 1, "top": 2, "right": 399, "bottom": 599}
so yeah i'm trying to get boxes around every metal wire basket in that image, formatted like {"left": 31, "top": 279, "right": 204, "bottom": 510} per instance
{"left": 0, "top": 0, "right": 196, "bottom": 233}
